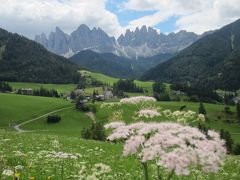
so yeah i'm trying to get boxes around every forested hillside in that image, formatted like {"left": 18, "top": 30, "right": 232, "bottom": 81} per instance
{"left": 142, "top": 19, "right": 240, "bottom": 91}
{"left": 0, "top": 28, "right": 80, "bottom": 83}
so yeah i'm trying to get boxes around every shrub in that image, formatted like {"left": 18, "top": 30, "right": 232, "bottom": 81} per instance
{"left": 154, "top": 92, "right": 170, "bottom": 101}
{"left": 179, "top": 105, "right": 187, "bottom": 111}
{"left": 81, "top": 123, "right": 106, "bottom": 141}
{"left": 0, "top": 82, "right": 12, "bottom": 92}
{"left": 47, "top": 115, "right": 61, "bottom": 124}
{"left": 233, "top": 143, "right": 240, "bottom": 155}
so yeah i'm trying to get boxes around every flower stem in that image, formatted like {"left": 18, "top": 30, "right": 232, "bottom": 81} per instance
{"left": 167, "top": 170, "right": 174, "bottom": 180}
{"left": 142, "top": 162, "right": 149, "bottom": 180}
{"left": 157, "top": 166, "right": 162, "bottom": 180}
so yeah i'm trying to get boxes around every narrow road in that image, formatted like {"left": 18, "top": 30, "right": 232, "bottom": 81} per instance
{"left": 12, "top": 106, "right": 74, "bottom": 133}
{"left": 85, "top": 112, "right": 96, "bottom": 123}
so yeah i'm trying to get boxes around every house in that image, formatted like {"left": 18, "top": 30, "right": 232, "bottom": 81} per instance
{"left": 96, "top": 94, "right": 105, "bottom": 101}
{"left": 104, "top": 90, "right": 113, "bottom": 100}
{"left": 18, "top": 88, "right": 33, "bottom": 95}
{"left": 73, "top": 89, "right": 84, "bottom": 97}
{"left": 233, "top": 97, "right": 240, "bottom": 104}
{"left": 171, "top": 90, "right": 185, "bottom": 95}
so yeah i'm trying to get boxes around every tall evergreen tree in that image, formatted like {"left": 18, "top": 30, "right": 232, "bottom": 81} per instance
{"left": 237, "top": 102, "right": 240, "bottom": 122}
{"left": 198, "top": 102, "right": 206, "bottom": 115}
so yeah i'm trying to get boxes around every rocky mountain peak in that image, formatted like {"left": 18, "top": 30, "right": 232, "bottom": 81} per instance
{"left": 35, "top": 24, "right": 208, "bottom": 59}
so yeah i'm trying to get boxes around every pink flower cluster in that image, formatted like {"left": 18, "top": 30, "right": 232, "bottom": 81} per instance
{"left": 105, "top": 121, "right": 226, "bottom": 175}
{"left": 137, "top": 109, "right": 161, "bottom": 118}
{"left": 120, "top": 96, "right": 156, "bottom": 104}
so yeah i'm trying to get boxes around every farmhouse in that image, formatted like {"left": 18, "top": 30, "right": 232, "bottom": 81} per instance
{"left": 233, "top": 97, "right": 240, "bottom": 104}
{"left": 18, "top": 88, "right": 33, "bottom": 95}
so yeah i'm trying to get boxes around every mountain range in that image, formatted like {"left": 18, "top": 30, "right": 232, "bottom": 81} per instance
{"left": 35, "top": 25, "right": 206, "bottom": 59}
{"left": 142, "top": 19, "right": 240, "bottom": 91}
{"left": 0, "top": 28, "right": 80, "bottom": 83}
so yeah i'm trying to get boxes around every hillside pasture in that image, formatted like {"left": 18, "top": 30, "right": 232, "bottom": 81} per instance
{"left": 9, "top": 82, "right": 76, "bottom": 93}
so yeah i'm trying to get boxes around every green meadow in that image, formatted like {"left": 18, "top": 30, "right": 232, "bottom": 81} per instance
{"left": 9, "top": 82, "right": 77, "bottom": 93}
{"left": 0, "top": 129, "right": 240, "bottom": 180}
{"left": 0, "top": 93, "right": 71, "bottom": 127}
{"left": 81, "top": 70, "right": 154, "bottom": 93}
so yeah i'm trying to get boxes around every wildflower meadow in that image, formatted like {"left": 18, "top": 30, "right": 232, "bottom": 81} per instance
{"left": 1, "top": 96, "right": 240, "bottom": 179}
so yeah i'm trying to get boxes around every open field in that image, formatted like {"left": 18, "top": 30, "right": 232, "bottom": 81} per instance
{"left": 0, "top": 93, "right": 72, "bottom": 127}
{"left": 1, "top": 93, "right": 240, "bottom": 179}
{"left": 81, "top": 70, "right": 154, "bottom": 92}
{"left": 1, "top": 92, "right": 239, "bottom": 142}
{"left": 94, "top": 101, "right": 240, "bottom": 142}
{"left": 8, "top": 82, "right": 77, "bottom": 93}
{"left": 22, "top": 107, "right": 92, "bottom": 137}
{"left": 0, "top": 130, "right": 240, "bottom": 180}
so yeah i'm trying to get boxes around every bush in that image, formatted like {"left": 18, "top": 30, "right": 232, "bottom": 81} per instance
{"left": 179, "top": 105, "right": 187, "bottom": 111}
{"left": 224, "top": 106, "right": 233, "bottom": 115}
{"left": 47, "top": 115, "right": 61, "bottom": 124}
{"left": 81, "top": 123, "right": 106, "bottom": 141}
{"left": 0, "top": 82, "right": 12, "bottom": 92}
{"left": 154, "top": 92, "right": 170, "bottom": 101}
{"left": 233, "top": 144, "right": 240, "bottom": 155}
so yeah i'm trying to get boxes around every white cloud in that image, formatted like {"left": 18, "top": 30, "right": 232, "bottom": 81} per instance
{"left": 0, "top": 0, "right": 240, "bottom": 38}
{"left": 0, "top": 0, "right": 124, "bottom": 38}
{"left": 123, "top": 0, "right": 240, "bottom": 34}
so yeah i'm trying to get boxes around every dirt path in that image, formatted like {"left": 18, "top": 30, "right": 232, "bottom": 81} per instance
{"left": 85, "top": 112, "right": 96, "bottom": 123}
{"left": 12, "top": 106, "right": 74, "bottom": 133}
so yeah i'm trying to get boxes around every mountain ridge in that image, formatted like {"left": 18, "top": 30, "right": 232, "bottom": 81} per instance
{"left": 35, "top": 25, "right": 207, "bottom": 59}
{"left": 141, "top": 19, "right": 240, "bottom": 91}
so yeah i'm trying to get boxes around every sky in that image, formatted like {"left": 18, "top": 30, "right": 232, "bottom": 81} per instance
{"left": 1, "top": 0, "right": 240, "bottom": 39}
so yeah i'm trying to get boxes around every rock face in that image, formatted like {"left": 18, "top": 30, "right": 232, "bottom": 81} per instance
{"left": 35, "top": 25, "right": 116, "bottom": 57}
{"left": 117, "top": 26, "right": 201, "bottom": 58}
{"left": 35, "top": 25, "right": 204, "bottom": 58}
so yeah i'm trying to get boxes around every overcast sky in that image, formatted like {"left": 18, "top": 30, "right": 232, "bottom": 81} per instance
{"left": 1, "top": 0, "right": 240, "bottom": 39}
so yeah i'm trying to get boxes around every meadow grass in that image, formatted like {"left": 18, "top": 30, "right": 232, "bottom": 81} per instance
{"left": 22, "top": 108, "right": 92, "bottom": 137}
{"left": 0, "top": 130, "right": 239, "bottom": 180}
{"left": 95, "top": 101, "right": 240, "bottom": 142}
{"left": 0, "top": 93, "right": 72, "bottom": 127}
{"left": 8, "top": 82, "right": 77, "bottom": 93}
{"left": 80, "top": 70, "right": 154, "bottom": 92}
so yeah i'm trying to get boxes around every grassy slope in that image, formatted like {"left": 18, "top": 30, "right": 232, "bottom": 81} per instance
{"left": 1, "top": 93, "right": 239, "bottom": 141}
{"left": 9, "top": 82, "right": 76, "bottom": 93}
{"left": 22, "top": 108, "right": 92, "bottom": 137}
{"left": 0, "top": 130, "right": 239, "bottom": 180}
{"left": 95, "top": 101, "right": 240, "bottom": 142}
{"left": 0, "top": 93, "right": 71, "bottom": 127}
{"left": 81, "top": 70, "right": 154, "bottom": 92}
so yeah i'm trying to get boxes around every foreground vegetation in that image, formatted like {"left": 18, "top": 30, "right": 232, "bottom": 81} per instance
{"left": 0, "top": 130, "right": 240, "bottom": 180}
